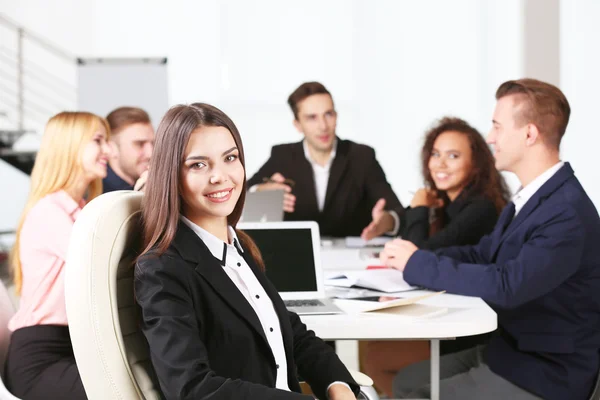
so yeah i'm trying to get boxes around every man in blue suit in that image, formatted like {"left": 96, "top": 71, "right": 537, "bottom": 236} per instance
{"left": 386, "top": 78, "right": 600, "bottom": 400}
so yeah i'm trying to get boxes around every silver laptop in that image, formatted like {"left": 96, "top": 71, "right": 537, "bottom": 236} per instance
{"left": 237, "top": 221, "right": 343, "bottom": 315}
{"left": 240, "top": 190, "right": 285, "bottom": 222}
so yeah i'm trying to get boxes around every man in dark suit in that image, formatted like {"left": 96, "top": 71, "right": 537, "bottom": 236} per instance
{"left": 103, "top": 107, "right": 154, "bottom": 193}
{"left": 247, "top": 81, "right": 404, "bottom": 237}
{"left": 383, "top": 79, "right": 600, "bottom": 400}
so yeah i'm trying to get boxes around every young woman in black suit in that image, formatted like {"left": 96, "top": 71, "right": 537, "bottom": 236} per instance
{"left": 362, "top": 117, "right": 511, "bottom": 397}
{"left": 398, "top": 117, "right": 510, "bottom": 249}
{"left": 134, "top": 103, "right": 358, "bottom": 400}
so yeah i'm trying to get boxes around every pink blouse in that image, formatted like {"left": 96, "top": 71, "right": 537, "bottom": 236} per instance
{"left": 9, "top": 190, "right": 85, "bottom": 331}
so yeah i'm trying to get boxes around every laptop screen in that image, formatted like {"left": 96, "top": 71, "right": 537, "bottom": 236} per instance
{"left": 241, "top": 228, "right": 318, "bottom": 293}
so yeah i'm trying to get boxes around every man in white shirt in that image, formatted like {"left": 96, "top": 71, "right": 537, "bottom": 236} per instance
{"left": 381, "top": 78, "right": 600, "bottom": 400}
{"left": 247, "top": 81, "right": 404, "bottom": 238}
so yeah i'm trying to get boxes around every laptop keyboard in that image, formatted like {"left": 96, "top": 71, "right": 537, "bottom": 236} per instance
{"left": 284, "top": 299, "right": 325, "bottom": 308}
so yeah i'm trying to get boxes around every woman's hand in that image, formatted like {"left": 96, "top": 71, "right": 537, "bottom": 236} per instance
{"left": 327, "top": 383, "right": 356, "bottom": 400}
{"left": 410, "top": 188, "right": 443, "bottom": 208}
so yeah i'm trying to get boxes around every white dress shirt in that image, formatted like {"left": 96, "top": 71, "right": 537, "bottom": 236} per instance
{"left": 512, "top": 161, "right": 564, "bottom": 217}
{"left": 302, "top": 139, "right": 337, "bottom": 212}
{"left": 302, "top": 139, "right": 400, "bottom": 234}
{"left": 180, "top": 217, "right": 290, "bottom": 391}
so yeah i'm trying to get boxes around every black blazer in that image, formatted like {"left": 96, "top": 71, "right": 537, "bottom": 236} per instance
{"left": 102, "top": 164, "right": 133, "bottom": 193}
{"left": 400, "top": 192, "right": 499, "bottom": 250}
{"left": 247, "top": 139, "right": 404, "bottom": 237}
{"left": 135, "top": 222, "right": 359, "bottom": 400}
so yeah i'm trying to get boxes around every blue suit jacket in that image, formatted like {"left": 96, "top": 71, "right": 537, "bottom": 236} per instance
{"left": 404, "top": 163, "right": 600, "bottom": 400}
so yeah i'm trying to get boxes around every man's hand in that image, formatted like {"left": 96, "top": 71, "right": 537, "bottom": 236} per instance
{"left": 410, "top": 188, "right": 443, "bottom": 208}
{"left": 361, "top": 198, "right": 395, "bottom": 241}
{"left": 134, "top": 170, "right": 149, "bottom": 192}
{"left": 256, "top": 173, "right": 296, "bottom": 213}
{"left": 327, "top": 383, "right": 356, "bottom": 400}
{"left": 380, "top": 239, "right": 418, "bottom": 272}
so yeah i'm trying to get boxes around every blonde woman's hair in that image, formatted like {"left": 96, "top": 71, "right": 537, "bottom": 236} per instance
{"left": 10, "top": 111, "right": 110, "bottom": 294}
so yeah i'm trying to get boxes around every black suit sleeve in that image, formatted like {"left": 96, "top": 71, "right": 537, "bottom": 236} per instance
{"left": 247, "top": 146, "right": 281, "bottom": 188}
{"left": 401, "top": 199, "right": 498, "bottom": 250}
{"left": 363, "top": 148, "right": 404, "bottom": 215}
{"left": 134, "top": 257, "right": 311, "bottom": 400}
{"left": 288, "top": 311, "right": 360, "bottom": 399}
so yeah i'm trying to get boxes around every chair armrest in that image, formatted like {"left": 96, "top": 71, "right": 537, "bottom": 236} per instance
{"left": 348, "top": 369, "right": 374, "bottom": 387}
{"left": 0, "top": 378, "right": 22, "bottom": 400}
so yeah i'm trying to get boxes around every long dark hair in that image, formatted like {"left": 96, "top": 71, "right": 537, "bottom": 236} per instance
{"left": 421, "top": 117, "right": 510, "bottom": 229}
{"left": 139, "top": 103, "right": 264, "bottom": 270}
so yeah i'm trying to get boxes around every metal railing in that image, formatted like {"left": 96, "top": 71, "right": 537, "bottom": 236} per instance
{"left": 0, "top": 13, "right": 77, "bottom": 135}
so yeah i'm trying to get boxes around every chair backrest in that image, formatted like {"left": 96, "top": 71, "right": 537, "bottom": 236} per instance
{"left": 65, "top": 191, "right": 161, "bottom": 400}
{"left": 63, "top": 191, "right": 380, "bottom": 400}
{"left": 0, "top": 280, "right": 23, "bottom": 400}
{"left": 591, "top": 361, "right": 600, "bottom": 400}
{"left": 0, "top": 280, "right": 15, "bottom": 378}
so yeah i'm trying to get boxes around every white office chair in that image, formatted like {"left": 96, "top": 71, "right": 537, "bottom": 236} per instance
{"left": 591, "top": 363, "right": 600, "bottom": 400}
{"left": 0, "top": 281, "right": 22, "bottom": 400}
{"left": 65, "top": 190, "right": 378, "bottom": 400}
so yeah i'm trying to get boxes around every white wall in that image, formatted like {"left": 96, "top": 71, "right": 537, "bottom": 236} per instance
{"left": 1, "top": 1, "right": 85, "bottom": 233}
{"left": 220, "top": 0, "right": 526, "bottom": 202}
{"left": 0, "top": 0, "right": 526, "bottom": 232}
{"left": 560, "top": 0, "right": 600, "bottom": 208}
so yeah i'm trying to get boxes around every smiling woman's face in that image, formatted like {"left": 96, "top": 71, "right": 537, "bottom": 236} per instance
{"left": 80, "top": 125, "right": 110, "bottom": 182}
{"left": 428, "top": 130, "right": 473, "bottom": 200}
{"left": 179, "top": 125, "right": 245, "bottom": 226}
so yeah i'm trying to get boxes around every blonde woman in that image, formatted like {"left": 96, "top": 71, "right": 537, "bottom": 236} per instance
{"left": 5, "top": 112, "right": 110, "bottom": 399}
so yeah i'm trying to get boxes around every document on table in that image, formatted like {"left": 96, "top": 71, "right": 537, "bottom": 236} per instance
{"left": 325, "top": 269, "right": 416, "bottom": 293}
{"left": 344, "top": 236, "right": 392, "bottom": 248}
{"left": 334, "top": 291, "right": 447, "bottom": 318}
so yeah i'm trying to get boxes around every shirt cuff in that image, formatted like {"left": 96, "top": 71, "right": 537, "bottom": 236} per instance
{"left": 386, "top": 210, "right": 400, "bottom": 236}
{"left": 248, "top": 184, "right": 259, "bottom": 193}
{"left": 326, "top": 381, "right": 352, "bottom": 398}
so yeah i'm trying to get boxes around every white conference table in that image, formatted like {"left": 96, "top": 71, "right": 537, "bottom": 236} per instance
{"left": 306, "top": 239, "right": 498, "bottom": 400}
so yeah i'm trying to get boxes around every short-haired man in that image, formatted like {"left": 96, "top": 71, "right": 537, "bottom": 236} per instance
{"left": 103, "top": 106, "right": 154, "bottom": 192}
{"left": 384, "top": 79, "right": 600, "bottom": 400}
{"left": 247, "top": 82, "right": 404, "bottom": 237}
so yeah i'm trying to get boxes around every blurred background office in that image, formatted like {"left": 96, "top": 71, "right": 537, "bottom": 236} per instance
{"left": 0, "top": 0, "right": 598, "bottom": 248}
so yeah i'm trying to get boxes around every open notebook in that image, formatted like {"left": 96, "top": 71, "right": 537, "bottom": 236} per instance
{"left": 325, "top": 269, "right": 416, "bottom": 293}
